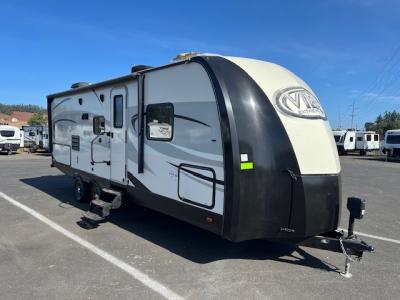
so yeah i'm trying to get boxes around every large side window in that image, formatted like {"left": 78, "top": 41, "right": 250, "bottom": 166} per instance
{"left": 113, "top": 95, "right": 123, "bottom": 128}
{"left": 146, "top": 103, "right": 174, "bottom": 141}
{"left": 0, "top": 130, "right": 14, "bottom": 137}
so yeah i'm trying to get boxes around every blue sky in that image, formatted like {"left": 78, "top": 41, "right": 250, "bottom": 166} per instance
{"left": 1, "top": 0, "right": 400, "bottom": 128}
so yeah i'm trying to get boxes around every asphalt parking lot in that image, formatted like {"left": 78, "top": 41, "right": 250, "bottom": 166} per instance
{"left": 0, "top": 152, "right": 399, "bottom": 299}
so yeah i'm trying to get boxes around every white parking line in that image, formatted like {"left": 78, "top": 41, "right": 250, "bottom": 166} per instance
{"left": 340, "top": 228, "right": 400, "bottom": 245}
{"left": 0, "top": 191, "right": 184, "bottom": 300}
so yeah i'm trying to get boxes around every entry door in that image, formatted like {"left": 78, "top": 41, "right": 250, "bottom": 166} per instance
{"left": 110, "top": 87, "right": 127, "bottom": 184}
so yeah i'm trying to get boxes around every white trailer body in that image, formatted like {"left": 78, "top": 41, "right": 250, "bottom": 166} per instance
{"left": 332, "top": 130, "right": 356, "bottom": 153}
{"left": 19, "top": 130, "right": 24, "bottom": 148}
{"left": 332, "top": 130, "right": 379, "bottom": 155}
{"left": 22, "top": 125, "right": 42, "bottom": 148}
{"left": 383, "top": 129, "right": 400, "bottom": 157}
{"left": 39, "top": 125, "right": 49, "bottom": 151}
{"left": 0, "top": 125, "right": 21, "bottom": 154}
{"left": 355, "top": 131, "right": 379, "bottom": 154}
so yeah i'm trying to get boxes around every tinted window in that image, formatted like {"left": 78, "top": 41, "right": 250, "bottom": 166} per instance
{"left": 113, "top": 95, "right": 123, "bottom": 128}
{"left": 374, "top": 135, "right": 379, "bottom": 141}
{"left": 387, "top": 135, "right": 400, "bottom": 144}
{"left": 0, "top": 130, "right": 14, "bottom": 137}
{"left": 146, "top": 103, "right": 174, "bottom": 141}
{"left": 357, "top": 137, "right": 362, "bottom": 141}
{"left": 366, "top": 135, "right": 371, "bottom": 141}
{"left": 350, "top": 137, "right": 354, "bottom": 142}
{"left": 93, "top": 116, "right": 105, "bottom": 134}
{"left": 334, "top": 135, "right": 341, "bottom": 142}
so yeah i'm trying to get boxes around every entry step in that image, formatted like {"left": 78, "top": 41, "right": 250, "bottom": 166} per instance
{"left": 82, "top": 211, "right": 104, "bottom": 223}
{"left": 91, "top": 199, "right": 112, "bottom": 209}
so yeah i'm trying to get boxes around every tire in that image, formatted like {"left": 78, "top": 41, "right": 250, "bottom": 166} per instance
{"left": 90, "top": 181, "right": 103, "bottom": 200}
{"left": 74, "top": 177, "right": 90, "bottom": 203}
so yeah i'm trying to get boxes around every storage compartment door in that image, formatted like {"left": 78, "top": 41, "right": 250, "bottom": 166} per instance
{"left": 178, "top": 164, "right": 216, "bottom": 209}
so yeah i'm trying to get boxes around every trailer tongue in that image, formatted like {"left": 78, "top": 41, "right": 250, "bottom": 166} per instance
{"left": 299, "top": 197, "right": 373, "bottom": 278}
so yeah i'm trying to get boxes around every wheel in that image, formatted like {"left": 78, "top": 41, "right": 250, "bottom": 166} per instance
{"left": 90, "top": 181, "right": 103, "bottom": 200}
{"left": 74, "top": 177, "right": 90, "bottom": 202}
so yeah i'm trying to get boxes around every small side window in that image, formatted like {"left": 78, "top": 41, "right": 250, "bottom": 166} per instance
{"left": 357, "top": 137, "right": 362, "bottom": 141}
{"left": 146, "top": 103, "right": 174, "bottom": 141}
{"left": 366, "top": 135, "right": 371, "bottom": 141}
{"left": 93, "top": 116, "right": 105, "bottom": 135}
{"left": 374, "top": 135, "right": 379, "bottom": 141}
{"left": 349, "top": 137, "right": 354, "bottom": 142}
{"left": 113, "top": 95, "right": 123, "bottom": 128}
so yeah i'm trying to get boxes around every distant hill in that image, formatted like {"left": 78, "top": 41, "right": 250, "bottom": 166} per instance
{"left": 0, "top": 103, "right": 46, "bottom": 128}
{"left": 0, "top": 103, "right": 45, "bottom": 115}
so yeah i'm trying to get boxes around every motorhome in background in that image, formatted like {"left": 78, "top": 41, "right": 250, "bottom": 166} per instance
{"left": 383, "top": 129, "right": 400, "bottom": 158}
{"left": 332, "top": 130, "right": 379, "bottom": 155}
{"left": 0, "top": 125, "right": 21, "bottom": 154}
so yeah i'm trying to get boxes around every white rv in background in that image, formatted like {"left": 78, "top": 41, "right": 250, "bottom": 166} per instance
{"left": 38, "top": 126, "right": 49, "bottom": 151}
{"left": 19, "top": 130, "right": 24, "bottom": 148}
{"left": 333, "top": 130, "right": 355, "bottom": 154}
{"left": 332, "top": 130, "right": 379, "bottom": 155}
{"left": 0, "top": 125, "right": 21, "bottom": 154}
{"left": 22, "top": 125, "right": 42, "bottom": 149}
{"left": 383, "top": 129, "right": 400, "bottom": 158}
{"left": 21, "top": 124, "right": 49, "bottom": 152}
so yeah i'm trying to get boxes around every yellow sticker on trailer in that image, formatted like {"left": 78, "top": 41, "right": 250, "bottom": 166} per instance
{"left": 240, "top": 162, "right": 254, "bottom": 170}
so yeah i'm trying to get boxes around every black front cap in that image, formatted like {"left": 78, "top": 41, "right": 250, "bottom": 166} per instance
{"left": 195, "top": 56, "right": 341, "bottom": 242}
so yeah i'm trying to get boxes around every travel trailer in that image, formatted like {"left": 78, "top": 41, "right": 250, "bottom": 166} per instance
{"left": 333, "top": 130, "right": 355, "bottom": 154}
{"left": 383, "top": 129, "right": 400, "bottom": 158}
{"left": 48, "top": 53, "right": 373, "bottom": 276}
{"left": 19, "top": 130, "right": 24, "bottom": 148}
{"left": 0, "top": 125, "right": 21, "bottom": 154}
{"left": 38, "top": 126, "right": 49, "bottom": 152}
{"left": 22, "top": 125, "right": 42, "bottom": 149}
{"left": 21, "top": 124, "right": 49, "bottom": 152}
{"left": 332, "top": 130, "right": 379, "bottom": 155}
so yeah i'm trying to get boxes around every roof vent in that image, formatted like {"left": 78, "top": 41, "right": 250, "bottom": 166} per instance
{"left": 131, "top": 65, "right": 152, "bottom": 73}
{"left": 173, "top": 52, "right": 199, "bottom": 61}
{"left": 71, "top": 82, "right": 90, "bottom": 89}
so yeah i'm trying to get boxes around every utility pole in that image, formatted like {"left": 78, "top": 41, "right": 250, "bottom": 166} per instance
{"left": 350, "top": 101, "right": 356, "bottom": 130}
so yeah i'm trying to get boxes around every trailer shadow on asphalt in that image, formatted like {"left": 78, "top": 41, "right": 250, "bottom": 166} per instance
{"left": 20, "top": 175, "right": 341, "bottom": 274}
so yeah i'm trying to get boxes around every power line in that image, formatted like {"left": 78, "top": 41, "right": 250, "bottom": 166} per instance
{"left": 355, "top": 43, "right": 400, "bottom": 123}
{"left": 350, "top": 101, "right": 356, "bottom": 129}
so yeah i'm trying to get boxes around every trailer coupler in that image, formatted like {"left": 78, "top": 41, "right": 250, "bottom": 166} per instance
{"left": 299, "top": 197, "right": 374, "bottom": 278}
